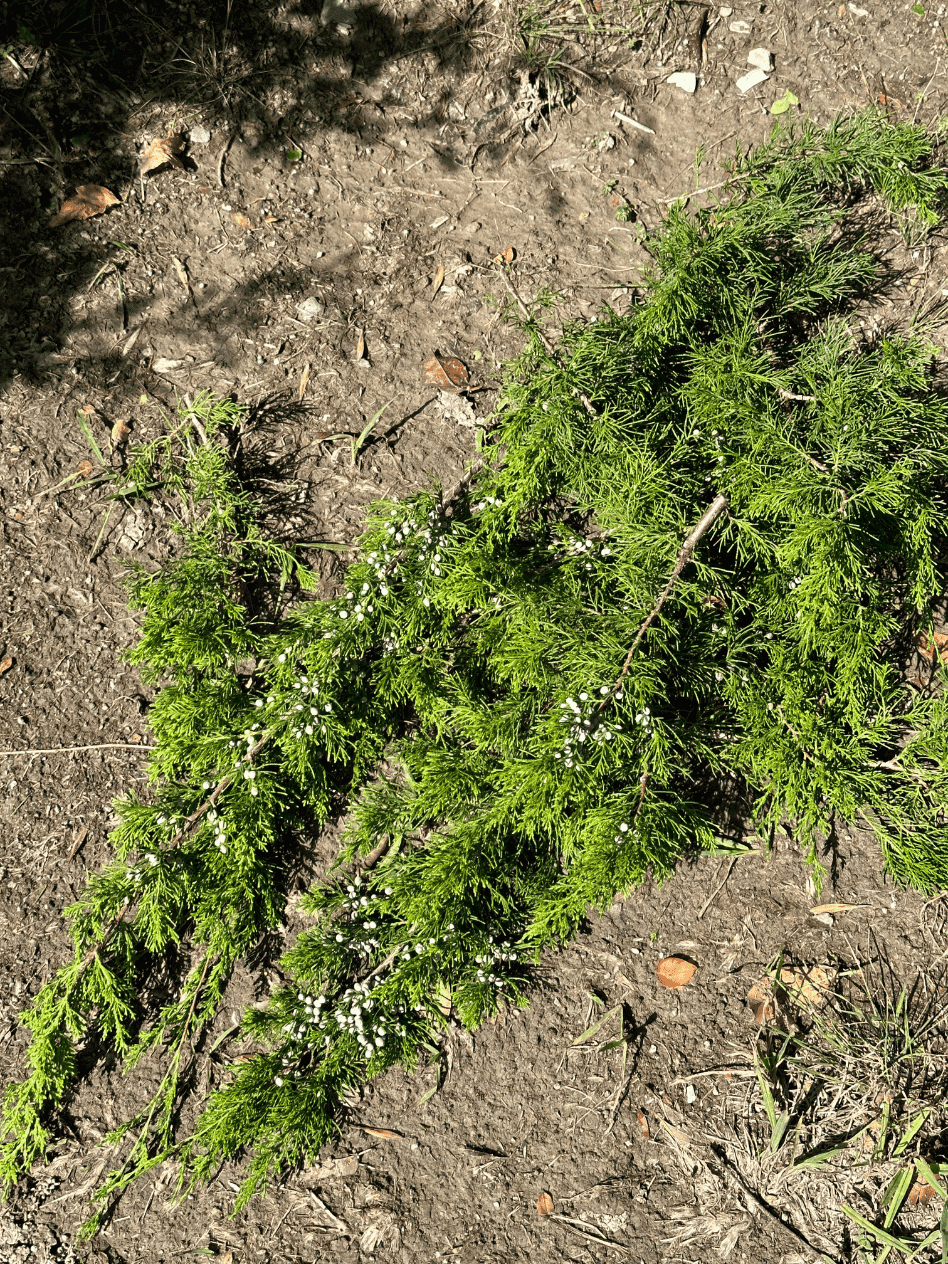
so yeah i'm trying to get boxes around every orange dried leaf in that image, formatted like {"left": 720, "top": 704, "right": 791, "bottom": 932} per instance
{"left": 0, "top": 656, "right": 13, "bottom": 677}
{"left": 299, "top": 362, "right": 311, "bottom": 401}
{"left": 431, "top": 264, "right": 445, "bottom": 297}
{"left": 423, "top": 353, "right": 469, "bottom": 390}
{"left": 111, "top": 419, "right": 132, "bottom": 444}
{"left": 140, "top": 133, "right": 187, "bottom": 175}
{"left": 656, "top": 957, "right": 697, "bottom": 989}
{"left": 50, "top": 185, "right": 120, "bottom": 228}
{"left": 636, "top": 1109, "right": 650, "bottom": 1139}
{"left": 536, "top": 1191, "right": 554, "bottom": 1216}
{"left": 492, "top": 246, "right": 516, "bottom": 265}
{"left": 264, "top": 214, "right": 279, "bottom": 223}
{"left": 778, "top": 964, "right": 834, "bottom": 1009}
{"left": 76, "top": 459, "right": 96, "bottom": 477}
{"left": 231, "top": 212, "right": 252, "bottom": 228}
{"left": 809, "top": 903, "right": 858, "bottom": 915}
{"left": 361, "top": 1126, "right": 399, "bottom": 1139}
{"left": 746, "top": 978, "right": 776, "bottom": 1024}
{"left": 909, "top": 1179, "right": 937, "bottom": 1206}
{"left": 355, "top": 330, "right": 366, "bottom": 361}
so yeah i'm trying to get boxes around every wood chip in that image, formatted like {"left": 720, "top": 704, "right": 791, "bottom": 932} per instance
{"left": 360, "top": 1126, "right": 400, "bottom": 1139}
{"left": 430, "top": 264, "right": 445, "bottom": 297}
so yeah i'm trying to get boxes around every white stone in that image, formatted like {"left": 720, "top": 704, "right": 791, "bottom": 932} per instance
{"left": 667, "top": 71, "right": 698, "bottom": 94}
{"left": 747, "top": 47, "right": 773, "bottom": 71}
{"left": 728, "top": 19, "right": 751, "bottom": 33}
{"left": 736, "top": 68, "right": 769, "bottom": 93}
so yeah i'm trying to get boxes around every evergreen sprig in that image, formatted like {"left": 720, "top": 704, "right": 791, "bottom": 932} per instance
{"left": 3, "top": 108, "right": 948, "bottom": 1235}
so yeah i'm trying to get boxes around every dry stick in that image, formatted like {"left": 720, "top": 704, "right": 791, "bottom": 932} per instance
{"left": 697, "top": 854, "right": 739, "bottom": 920}
{"left": 497, "top": 271, "right": 597, "bottom": 416}
{"left": 609, "top": 493, "right": 729, "bottom": 696}
{"left": 0, "top": 742, "right": 157, "bottom": 756}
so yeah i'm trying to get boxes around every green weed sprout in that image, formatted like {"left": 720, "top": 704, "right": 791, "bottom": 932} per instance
{"left": 3, "top": 108, "right": 948, "bottom": 1238}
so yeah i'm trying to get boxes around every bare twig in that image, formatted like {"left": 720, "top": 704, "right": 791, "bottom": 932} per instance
{"left": 0, "top": 742, "right": 157, "bottom": 756}
{"left": 697, "top": 855, "right": 739, "bottom": 920}
{"left": 608, "top": 493, "right": 728, "bottom": 695}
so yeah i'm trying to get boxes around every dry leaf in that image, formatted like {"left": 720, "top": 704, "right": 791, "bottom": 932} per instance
{"left": 746, "top": 979, "right": 776, "bottom": 1025}
{"left": 231, "top": 211, "right": 252, "bottom": 228}
{"left": 76, "top": 459, "right": 96, "bottom": 477}
{"left": 779, "top": 964, "right": 834, "bottom": 1008}
{"left": 423, "top": 353, "right": 469, "bottom": 390}
{"left": 0, "top": 656, "right": 13, "bottom": 677}
{"left": 431, "top": 264, "right": 445, "bottom": 297}
{"left": 299, "top": 362, "right": 311, "bottom": 401}
{"left": 493, "top": 246, "right": 516, "bottom": 265}
{"left": 264, "top": 213, "right": 279, "bottom": 222}
{"left": 636, "top": 1109, "right": 650, "bottom": 1139}
{"left": 50, "top": 185, "right": 120, "bottom": 228}
{"left": 218, "top": 1253, "right": 234, "bottom": 1264}
{"left": 809, "top": 903, "right": 858, "bottom": 915}
{"left": 78, "top": 404, "right": 97, "bottom": 417}
{"left": 129, "top": 732, "right": 142, "bottom": 744}
{"left": 355, "top": 329, "right": 366, "bottom": 361}
{"left": 140, "top": 133, "right": 187, "bottom": 175}
{"left": 360, "top": 1126, "right": 399, "bottom": 1139}
{"left": 656, "top": 957, "right": 697, "bottom": 989}
{"left": 909, "top": 1179, "right": 937, "bottom": 1206}
{"left": 111, "top": 419, "right": 132, "bottom": 444}
{"left": 917, "top": 631, "right": 948, "bottom": 663}
{"left": 537, "top": 1191, "right": 554, "bottom": 1216}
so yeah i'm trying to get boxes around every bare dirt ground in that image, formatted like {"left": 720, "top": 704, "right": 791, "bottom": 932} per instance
{"left": 2, "top": 1, "right": 948, "bottom": 1261}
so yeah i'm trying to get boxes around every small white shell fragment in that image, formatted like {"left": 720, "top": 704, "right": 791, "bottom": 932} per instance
{"left": 728, "top": 18, "right": 752, "bottom": 33}
{"left": 685, "top": 1084, "right": 696, "bottom": 1105}
{"left": 747, "top": 47, "right": 773, "bottom": 71}
{"left": 667, "top": 71, "right": 698, "bottom": 94}
{"left": 736, "top": 68, "right": 769, "bottom": 93}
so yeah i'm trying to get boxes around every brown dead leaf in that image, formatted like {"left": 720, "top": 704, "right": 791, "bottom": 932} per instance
{"left": 129, "top": 732, "right": 142, "bottom": 744}
{"left": 360, "top": 1126, "right": 400, "bottom": 1139}
{"left": 423, "top": 353, "right": 469, "bottom": 391}
{"left": 299, "top": 362, "right": 311, "bottom": 401}
{"left": 78, "top": 404, "right": 97, "bottom": 417}
{"left": 746, "top": 979, "right": 776, "bottom": 1025}
{"left": 430, "top": 264, "right": 445, "bottom": 297}
{"left": 536, "top": 1191, "right": 554, "bottom": 1216}
{"left": 909, "top": 1179, "right": 937, "bottom": 1207}
{"left": 917, "top": 631, "right": 948, "bottom": 663}
{"left": 218, "top": 1252, "right": 234, "bottom": 1264}
{"left": 140, "top": 133, "right": 187, "bottom": 175}
{"left": 656, "top": 957, "right": 697, "bottom": 989}
{"left": 492, "top": 246, "right": 516, "bottom": 265}
{"left": 264, "top": 214, "right": 279, "bottom": 223}
{"left": 355, "top": 329, "right": 366, "bottom": 361}
{"left": 50, "top": 185, "right": 120, "bottom": 228}
{"left": 111, "top": 419, "right": 132, "bottom": 444}
{"left": 0, "top": 656, "right": 13, "bottom": 677}
{"left": 231, "top": 211, "right": 252, "bottom": 229}
{"left": 809, "top": 903, "right": 858, "bottom": 915}
{"left": 636, "top": 1110, "right": 650, "bottom": 1139}
{"left": 778, "top": 964, "right": 834, "bottom": 1009}
{"left": 76, "top": 459, "right": 96, "bottom": 477}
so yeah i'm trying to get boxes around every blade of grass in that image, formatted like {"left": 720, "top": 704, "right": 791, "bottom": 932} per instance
{"left": 77, "top": 412, "right": 107, "bottom": 466}
{"left": 893, "top": 1110, "right": 930, "bottom": 1158}
{"left": 841, "top": 1204, "right": 917, "bottom": 1252}
{"left": 572, "top": 1005, "right": 621, "bottom": 1046}
{"left": 350, "top": 401, "right": 393, "bottom": 467}
{"left": 881, "top": 1166, "right": 915, "bottom": 1228}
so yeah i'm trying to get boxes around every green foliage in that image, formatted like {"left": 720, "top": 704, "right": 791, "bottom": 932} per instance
{"left": 4, "top": 108, "right": 948, "bottom": 1236}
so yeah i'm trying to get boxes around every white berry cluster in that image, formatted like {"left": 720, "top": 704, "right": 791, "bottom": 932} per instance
{"left": 128, "top": 852, "right": 160, "bottom": 882}
{"left": 330, "top": 880, "right": 395, "bottom": 956}
{"left": 567, "top": 538, "right": 612, "bottom": 571}
{"left": 612, "top": 820, "right": 638, "bottom": 844}
{"left": 206, "top": 808, "right": 227, "bottom": 853}
{"left": 287, "top": 673, "right": 333, "bottom": 741}
{"left": 473, "top": 936, "right": 518, "bottom": 986}
{"left": 554, "top": 688, "right": 625, "bottom": 766}
{"left": 472, "top": 494, "right": 502, "bottom": 512}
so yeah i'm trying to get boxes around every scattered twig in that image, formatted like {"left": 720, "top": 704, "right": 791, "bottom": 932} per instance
{"left": 709, "top": 1143, "right": 839, "bottom": 1263}
{"left": 697, "top": 854, "right": 739, "bottom": 920}
{"left": 608, "top": 493, "right": 728, "bottom": 693}
{"left": 0, "top": 742, "right": 157, "bottom": 756}
{"left": 307, "top": 1189, "right": 349, "bottom": 1233}
{"left": 548, "top": 1213, "right": 628, "bottom": 1255}
{"left": 777, "top": 386, "right": 817, "bottom": 403}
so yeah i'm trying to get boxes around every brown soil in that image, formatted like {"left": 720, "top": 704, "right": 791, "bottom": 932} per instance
{"left": 1, "top": 2, "right": 948, "bottom": 1261}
